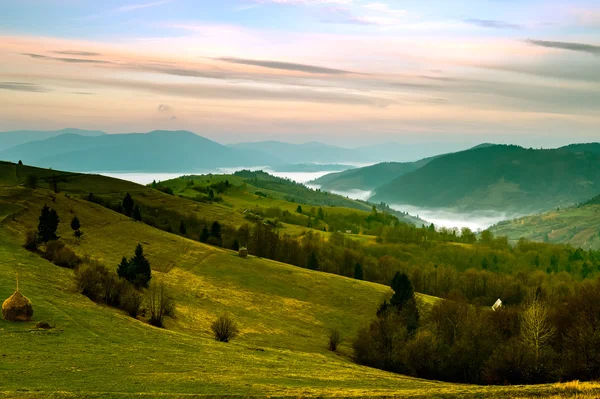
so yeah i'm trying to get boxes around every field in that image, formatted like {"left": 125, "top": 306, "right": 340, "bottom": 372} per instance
{"left": 1, "top": 162, "right": 600, "bottom": 397}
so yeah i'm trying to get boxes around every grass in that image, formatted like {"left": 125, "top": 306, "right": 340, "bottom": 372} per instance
{"left": 491, "top": 204, "right": 600, "bottom": 249}
{"left": 2, "top": 162, "right": 600, "bottom": 397}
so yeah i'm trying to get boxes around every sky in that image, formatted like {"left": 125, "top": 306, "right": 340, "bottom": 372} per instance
{"left": 0, "top": 0, "right": 599, "bottom": 146}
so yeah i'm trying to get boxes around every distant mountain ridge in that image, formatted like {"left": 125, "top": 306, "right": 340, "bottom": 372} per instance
{"left": 0, "top": 130, "right": 282, "bottom": 172}
{"left": 0, "top": 128, "right": 105, "bottom": 151}
{"left": 370, "top": 144, "right": 600, "bottom": 213}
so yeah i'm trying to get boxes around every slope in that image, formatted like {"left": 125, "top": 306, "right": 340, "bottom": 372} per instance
{"left": 0, "top": 168, "right": 596, "bottom": 398}
{"left": 0, "top": 131, "right": 281, "bottom": 172}
{"left": 371, "top": 145, "right": 600, "bottom": 213}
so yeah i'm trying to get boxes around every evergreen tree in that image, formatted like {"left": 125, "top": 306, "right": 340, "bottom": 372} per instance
{"left": 481, "top": 257, "right": 489, "bottom": 270}
{"left": 179, "top": 220, "right": 187, "bottom": 235}
{"left": 209, "top": 189, "right": 215, "bottom": 199}
{"left": 317, "top": 207, "right": 325, "bottom": 221}
{"left": 200, "top": 227, "right": 210, "bottom": 243}
{"left": 117, "top": 256, "right": 131, "bottom": 281}
{"left": 122, "top": 193, "right": 134, "bottom": 217}
{"left": 354, "top": 263, "right": 364, "bottom": 280}
{"left": 210, "top": 221, "right": 222, "bottom": 240}
{"left": 390, "top": 272, "right": 414, "bottom": 310}
{"left": 18, "top": 160, "right": 23, "bottom": 165}
{"left": 296, "top": 205, "right": 303, "bottom": 214}
{"left": 307, "top": 251, "right": 319, "bottom": 270}
{"left": 232, "top": 239, "right": 240, "bottom": 251}
{"left": 129, "top": 244, "right": 151, "bottom": 288}
{"left": 133, "top": 205, "right": 142, "bottom": 221}
{"left": 70, "top": 216, "right": 81, "bottom": 231}
{"left": 37, "top": 205, "right": 59, "bottom": 243}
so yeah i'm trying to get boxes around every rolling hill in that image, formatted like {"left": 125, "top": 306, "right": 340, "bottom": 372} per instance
{"left": 490, "top": 193, "right": 600, "bottom": 249}
{"left": 0, "top": 162, "right": 597, "bottom": 398}
{"left": 0, "top": 128, "right": 106, "bottom": 151}
{"left": 370, "top": 145, "right": 600, "bottom": 213}
{"left": 0, "top": 130, "right": 281, "bottom": 172}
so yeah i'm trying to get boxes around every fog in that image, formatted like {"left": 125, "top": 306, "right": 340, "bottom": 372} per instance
{"left": 97, "top": 169, "right": 335, "bottom": 186}
{"left": 389, "top": 204, "right": 519, "bottom": 231}
{"left": 306, "top": 184, "right": 372, "bottom": 201}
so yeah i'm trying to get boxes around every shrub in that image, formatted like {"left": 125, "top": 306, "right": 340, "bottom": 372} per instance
{"left": 24, "top": 230, "right": 38, "bottom": 251}
{"left": 328, "top": 328, "right": 342, "bottom": 351}
{"left": 74, "top": 261, "right": 107, "bottom": 301}
{"left": 122, "top": 285, "right": 145, "bottom": 318}
{"left": 45, "top": 240, "right": 80, "bottom": 268}
{"left": 211, "top": 314, "right": 239, "bottom": 342}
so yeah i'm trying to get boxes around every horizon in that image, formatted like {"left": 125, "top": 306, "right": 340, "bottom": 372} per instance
{"left": 1, "top": 1, "right": 599, "bottom": 146}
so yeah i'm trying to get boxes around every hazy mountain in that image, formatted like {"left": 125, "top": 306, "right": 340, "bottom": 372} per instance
{"left": 311, "top": 162, "right": 423, "bottom": 191}
{"left": 0, "top": 128, "right": 106, "bottom": 151}
{"left": 370, "top": 144, "right": 600, "bottom": 213}
{"left": 0, "top": 130, "right": 281, "bottom": 172}
{"left": 311, "top": 144, "right": 493, "bottom": 192}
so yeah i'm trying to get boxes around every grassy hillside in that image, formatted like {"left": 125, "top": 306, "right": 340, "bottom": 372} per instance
{"left": 490, "top": 203, "right": 600, "bottom": 249}
{"left": 158, "top": 170, "right": 424, "bottom": 228}
{"left": 371, "top": 145, "right": 600, "bottom": 213}
{"left": 1, "top": 163, "right": 598, "bottom": 398}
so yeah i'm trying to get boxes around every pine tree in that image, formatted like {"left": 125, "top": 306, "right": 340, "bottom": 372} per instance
{"left": 210, "top": 221, "right": 222, "bottom": 240}
{"left": 296, "top": 205, "right": 303, "bottom": 214}
{"left": 208, "top": 189, "right": 215, "bottom": 199}
{"left": 70, "top": 216, "right": 80, "bottom": 231}
{"left": 122, "top": 193, "right": 134, "bottom": 217}
{"left": 232, "top": 239, "right": 240, "bottom": 251}
{"left": 354, "top": 263, "right": 364, "bottom": 280}
{"left": 390, "top": 272, "right": 414, "bottom": 310}
{"left": 317, "top": 207, "right": 325, "bottom": 220}
{"left": 37, "top": 205, "right": 59, "bottom": 243}
{"left": 130, "top": 244, "right": 151, "bottom": 288}
{"left": 179, "top": 220, "right": 187, "bottom": 235}
{"left": 200, "top": 227, "right": 210, "bottom": 243}
{"left": 307, "top": 251, "right": 319, "bottom": 270}
{"left": 133, "top": 205, "right": 142, "bottom": 221}
{"left": 117, "top": 256, "right": 131, "bottom": 280}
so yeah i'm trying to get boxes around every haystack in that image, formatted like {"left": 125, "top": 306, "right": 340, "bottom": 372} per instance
{"left": 238, "top": 247, "right": 248, "bottom": 258}
{"left": 2, "top": 290, "right": 33, "bottom": 321}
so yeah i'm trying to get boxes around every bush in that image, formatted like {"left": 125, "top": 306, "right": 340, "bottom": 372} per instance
{"left": 24, "top": 230, "right": 38, "bottom": 251}
{"left": 211, "top": 314, "right": 239, "bottom": 342}
{"left": 45, "top": 240, "right": 80, "bottom": 268}
{"left": 74, "top": 261, "right": 107, "bottom": 301}
{"left": 121, "top": 284, "right": 145, "bottom": 318}
{"left": 328, "top": 328, "right": 342, "bottom": 351}
{"left": 147, "top": 280, "right": 174, "bottom": 328}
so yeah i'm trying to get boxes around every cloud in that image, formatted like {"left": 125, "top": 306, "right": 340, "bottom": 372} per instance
{"left": 320, "top": 6, "right": 395, "bottom": 25}
{"left": 215, "top": 57, "right": 354, "bottom": 74}
{"left": 254, "top": 0, "right": 352, "bottom": 4}
{"left": 524, "top": 39, "right": 600, "bottom": 56}
{"left": 117, "top": 0, "right": 174, "bottom": 12}
{"left": 0, "top": 82, "right": 49, "bottom": 92}
{"left": 464, "top": 18, "right": 522, "bottom": 29}
{"left": 22, "top": 53, "right": 112, "bottom": 64}
{"left": 157, "top": 104, "right": 173, "bottom": 112}
{"left": 53, "top": 50, "right": 103, "bottom": 56}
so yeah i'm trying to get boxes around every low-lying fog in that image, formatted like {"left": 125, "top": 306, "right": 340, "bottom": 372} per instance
{"left": 306, "top": 184, "right": 373, "bottom": 201}
{"left": 389, "top": 204, "right": 520, "bottom": 231}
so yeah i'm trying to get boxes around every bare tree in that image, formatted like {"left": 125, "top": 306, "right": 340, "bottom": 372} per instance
{"left": 147, "top": 280, "right": 174, "bottom": 328}
{"left": 520, "top": 297, "right": 555, "bottom": 363}
{"left": 328, "top": 328, "right": 342, "bottom": 351}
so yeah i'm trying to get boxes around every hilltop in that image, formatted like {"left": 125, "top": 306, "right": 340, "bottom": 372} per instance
{"left": 371, "top": 145, "right": 600, "bottom": 213}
